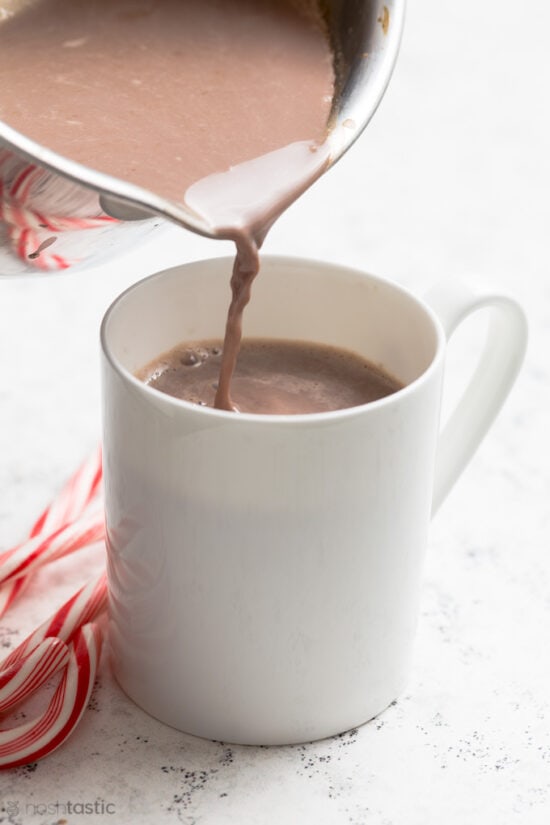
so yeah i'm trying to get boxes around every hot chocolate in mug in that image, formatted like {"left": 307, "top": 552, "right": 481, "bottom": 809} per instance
{"left": 100, "top": 256, "right": 527, "bottom": 745}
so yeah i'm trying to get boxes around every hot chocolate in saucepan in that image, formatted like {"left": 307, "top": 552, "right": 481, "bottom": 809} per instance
{"left": 0, "top": 0, "right": 395, "bottom": 411}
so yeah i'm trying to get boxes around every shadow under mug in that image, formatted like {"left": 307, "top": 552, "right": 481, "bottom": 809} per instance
{"left": 100, "top": 256, "right": 527, "bottom": 745}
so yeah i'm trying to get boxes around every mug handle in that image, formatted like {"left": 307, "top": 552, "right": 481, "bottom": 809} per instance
{"left": 425, "top": 280, "right": 528, "bottom": 515}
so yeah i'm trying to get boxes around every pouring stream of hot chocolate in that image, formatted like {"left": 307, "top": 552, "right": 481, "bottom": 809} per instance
{"left": 186, "top": 141, "right": 332, "bottom": 410}
{"left": 213, "top": 237, "right": 261, "bottom": 411}
{"left": 0, "top": 0, "right": 335, "bottom": 410}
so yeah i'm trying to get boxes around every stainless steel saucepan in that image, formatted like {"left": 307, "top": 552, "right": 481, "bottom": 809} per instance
{"left": 0, "top": 0, "right": 405, "bottom": 275}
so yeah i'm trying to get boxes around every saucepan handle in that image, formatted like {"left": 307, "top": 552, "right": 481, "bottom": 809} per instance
{"left": 425, "top": 281, "right": 528, "bottom": 515}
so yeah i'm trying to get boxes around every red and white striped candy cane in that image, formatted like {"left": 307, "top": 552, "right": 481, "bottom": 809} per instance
{"left": 0, "top": 637, "right": 70, "bottom": 715}
{"left": 0, "top": 453, "right": 108, "bottom": 767}
{"left": 1, "top": 572, "right": 108, "bottom": 671}
{"left": 0, "top": 448, "right": 104, "bottom": 617}
{"left": 0, "top": 576, "right": 29, "bottom": 620}
{"left": 0, "top": 574, "right": 107, "bottom": 768}
{"left": 0, "top": 508, "right": 105, "bottom": 587}
{"left": 29, "top": 445, "right": 103, "bottom": 538}
{"left": 0, "top": 623, "right": 103, "bottom": 769}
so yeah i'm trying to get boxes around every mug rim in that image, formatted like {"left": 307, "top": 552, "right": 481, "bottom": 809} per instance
{"left": 100, "top": 254, "right": 447, "bottom": 425}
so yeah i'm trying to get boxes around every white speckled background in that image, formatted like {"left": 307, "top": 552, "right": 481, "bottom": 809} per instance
{"left": 1, "top": 0, "right": 549, "bottom": 822}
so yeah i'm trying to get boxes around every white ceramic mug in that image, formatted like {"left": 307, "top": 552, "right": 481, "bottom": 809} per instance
{"left": 100, "top": 256, "right": 527, "bottom": 745}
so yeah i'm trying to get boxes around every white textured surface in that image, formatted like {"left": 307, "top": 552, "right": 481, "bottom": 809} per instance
{"left": 0, "top": 0, "right": 548, "bottom": 822}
